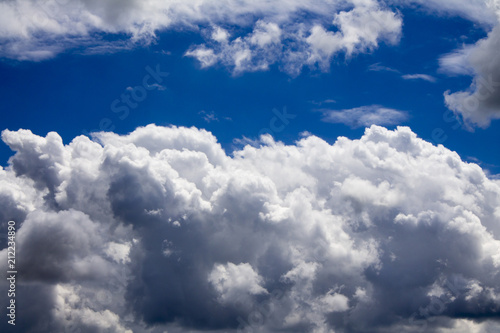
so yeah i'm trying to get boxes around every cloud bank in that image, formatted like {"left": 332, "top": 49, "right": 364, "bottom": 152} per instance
{"left": 1, "top": 124, "right": 500, "bottom": 332}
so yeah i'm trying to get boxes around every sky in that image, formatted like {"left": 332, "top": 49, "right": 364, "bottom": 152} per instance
{"left": 0, "top": 0, "right": 500, "bottom": 332}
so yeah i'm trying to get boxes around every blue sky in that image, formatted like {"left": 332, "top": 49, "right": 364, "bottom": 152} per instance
{"left": 0, "top": 5, "right": 499, "bottom": 174}
{"left": 1, "top": 1, "right": 500, "bottom": 333}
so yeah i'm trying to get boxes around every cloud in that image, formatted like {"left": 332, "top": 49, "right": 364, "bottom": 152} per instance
{"left": 397, "top": 0, "right": 498, "bottom": 26}
{"left": 1, "top": 124, "right": 500, "bottom": 332}
{"left": 208, "top": 262, "right": 268, "bottom": 304}
{"left": 402, "top": 73, "right": 437, "bottom": 82}
{"left": 320, "top": 104, "right": 409, "bottom": 128}
{"left": 186, "top": 1, "right": 402, "bottom": 75}
{"left": 439, "top": 46, "right": 476, "bottom": 76}
{"left": 0, "top": 0, "right": 322, "bottom": 61}
{"left": 185, "top": 21, "right": 283, "bottom": 74}
{"left": 435, "top": 0, "right": 500, "bottom": 129}
{"left": 368, "top": 62, "right": 401, "bottom": 73}
{"left": 368, "top": 66, "right": 437, "bottom": 83}
{"left": 0, "top": 0, "right": 403, "bottom": 75}
{"left": 2, "top": 0, "right": 498, "bottom": 81}
{"left": 442, "top": 23, "right": 500, "bottom": 129}
{"left": 199, "top": 110, "right": 219, "bottom": 123}
{"left": 0, "top": 0, "right": 498, "bottom": 92}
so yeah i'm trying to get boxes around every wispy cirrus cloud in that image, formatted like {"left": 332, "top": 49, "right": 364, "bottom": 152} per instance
{"left": 402, "top": 73, "right": 437, "bottom": 82}
{"left": 369, "top": 64, "right": 437, "bottom": 83}
{"left": 320, "top": 105, "right": 408, "bottom": 128}
{"left": 368, "top": 62, "right": 400, "bottom": 73}
{"left": 439, "top": 46, "right": 476, "bottom": 76}
{"left": 199, "top": 110, "right": 219, "bottom": 123}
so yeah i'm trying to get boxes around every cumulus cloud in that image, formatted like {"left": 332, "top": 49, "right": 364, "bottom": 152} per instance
{"left": 208, "top": 262, "right": 268, "bottom": 304}
{"left": 0, "top": 124, "right": 500, "bottom": 332}
{"left": 320, "top": 104, "right": 408, "bottom": 128}
{"left": 186, "top": 1, "right": 402, "bottom": 75}
{"left": 186, "top": 20, "right": 284, "bottom": 74}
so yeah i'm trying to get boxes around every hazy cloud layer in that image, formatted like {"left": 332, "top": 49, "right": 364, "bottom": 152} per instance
{"left": 1, "top": 124, "right": 500, "bottom": 332}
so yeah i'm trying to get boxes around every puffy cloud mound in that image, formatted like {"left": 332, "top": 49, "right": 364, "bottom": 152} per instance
{"left": 186, "top": 0, "right": 402, "bottom": 75}
{"left": 1, "top": 124, "right": 500, "bottom": 332}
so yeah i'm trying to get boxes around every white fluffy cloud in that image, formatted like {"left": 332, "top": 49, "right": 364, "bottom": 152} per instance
{"left": 186, "top": 1, "right": 402, "bottom": 75}
{"left": 209, "top": 262, "right": 268, "bottom": 304}
{"left": 185, "top": 20, "right": 284, "bottom": 74}
{"left": 1, "top": 124, "right": 500, "bottom": 332}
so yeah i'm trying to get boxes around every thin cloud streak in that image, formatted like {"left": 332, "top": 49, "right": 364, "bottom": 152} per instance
{"left": 402, "top": 73, "right": 437, "bottom": 82}
{"left": 321, "top": 105, "right": 409, "bottom": 128}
